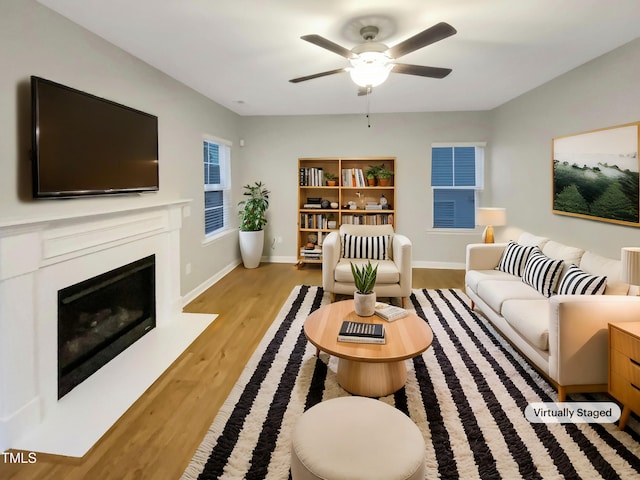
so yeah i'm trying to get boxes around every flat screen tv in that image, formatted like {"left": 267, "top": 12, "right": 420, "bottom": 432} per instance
{"left": 31, "top": 76, "right": 159, "bottom": 198}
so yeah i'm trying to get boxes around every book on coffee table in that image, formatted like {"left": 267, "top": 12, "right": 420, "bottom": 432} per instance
{"left": 337, "top": 320, "right": 386, "bottom": 344}
{"left": 374, "top": 303, "right": 409, "bottom": 322}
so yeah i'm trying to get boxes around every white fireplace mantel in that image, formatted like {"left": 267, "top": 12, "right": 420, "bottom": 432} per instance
{"left": 0, "top": 200, "right": 216, "bottom": 457}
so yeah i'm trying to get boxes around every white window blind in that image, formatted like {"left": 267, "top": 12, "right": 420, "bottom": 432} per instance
{"left": 431, "top": 144, "right": 484, "bottom": 229}
{"left": 204, "top": 138, "right": 231, "bottom": 236}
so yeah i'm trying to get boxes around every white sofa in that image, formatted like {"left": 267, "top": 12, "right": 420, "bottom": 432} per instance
{"left": 465, "top": 232, "right": 640, "bottom": 401}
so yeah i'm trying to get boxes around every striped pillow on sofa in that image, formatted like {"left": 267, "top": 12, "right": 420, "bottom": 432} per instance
{"left": 341, "top": 234, "right": 390, "bottom": 260}
{"left": 521, "top": 248, "right": 564, "bottom": 297}
{"left": 496, "top": 241, "right": 535, "bottom": 277}
{"left": 558, "top": 264, "right": 607, "bottom": 295}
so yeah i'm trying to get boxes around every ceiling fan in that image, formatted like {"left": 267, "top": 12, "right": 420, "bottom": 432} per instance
{"left": 289, "top": 22, "right": 457, "bottom": 92}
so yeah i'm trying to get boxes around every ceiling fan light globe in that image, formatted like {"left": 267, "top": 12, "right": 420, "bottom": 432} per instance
{"left": 348, "top": 52, "right": 392, "bottom": 87}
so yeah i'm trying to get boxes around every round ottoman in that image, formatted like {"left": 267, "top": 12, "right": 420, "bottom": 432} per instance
{"left": 290, "top": 396, "right": 426, "bottom": 480}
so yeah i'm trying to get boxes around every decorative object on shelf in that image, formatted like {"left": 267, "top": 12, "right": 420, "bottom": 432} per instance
{"left": 321, "top": 199, "right": 330, "bottom": 209}
{"left": 365, "top": 165, "right": 380, "bottom": 186}
{"left": 476, "top": 207, "right": 507, "bottom": 243}
{"left": 380, "top": 194, "right": 388, "bottom": 209}
{"left": 351, "top": 260, "right": 378, "bottom": 316}
{"left": 377, "top": 166, "right": 394, "bottom": 186}
{"left": 324, "top": 171, "right": 338, "bottom": 186}
{"left": 330, "top": 201, "right": 339, "bottom": 209}
{"left": 552, "top": 122, "right": 640, "bottom": 227}
{"left": 348, "top": 201, "right": 357, "bottom": 210}
{"left": 238, "top": 181, "right": 270, "bottom": 268}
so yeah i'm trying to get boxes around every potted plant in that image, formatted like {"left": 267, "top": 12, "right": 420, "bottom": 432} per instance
{"left": 238, "top": 181, "right": 270, "bottom": 268}
{"left": 365, "top": 165, "right": 379, "bottom": 186}
{"left": 351, "top": 260, "right": 378, "bottom": 316}
{"left": 324, "top": 172, "right": 338, "bottom": 186}
{"left": 376, "top": 166, "right": 394, "bottom": 186}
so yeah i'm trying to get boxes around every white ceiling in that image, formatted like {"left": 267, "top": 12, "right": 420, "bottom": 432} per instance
{"left": 38, "top": 0, "right": 640, "bottom": 116}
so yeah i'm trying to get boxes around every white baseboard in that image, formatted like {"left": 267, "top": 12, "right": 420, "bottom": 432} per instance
{"left": 181, "top": 259, "right": 241, "bottom": 307}
{"left": 412, "top": 260, "right": 465, "bottom": 270}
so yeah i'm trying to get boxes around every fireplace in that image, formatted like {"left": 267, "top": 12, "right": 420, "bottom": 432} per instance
{"left": 58, "top": 255, "right": 156, "bottom": 398}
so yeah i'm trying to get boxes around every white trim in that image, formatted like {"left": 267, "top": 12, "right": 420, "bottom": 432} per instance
{"left": 426, "top": 227, "right": 484, "bottom": 236}
{"left": 202, "top": 226, "right": 236, "bottom": 246}
{"left": 181, "top": 259, "right": 240, "bottom": 307}
{"left": 431, "top": 141, "right": 487, "bottom": 147}
{"left": 411, "top": 260, "right": 466, "bottom": 270}
{"left": 203, "top": 134, "right": 232, "bottom": 147}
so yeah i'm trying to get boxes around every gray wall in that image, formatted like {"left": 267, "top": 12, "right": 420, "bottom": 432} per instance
{"left": 490, "top": 38, "right": 640, "bottom": 258}
{"left": 0, "top": 0, "right": 243, "bottom": 296}
{"left": 239, "top": 112, "right": 491, "bottom": 267}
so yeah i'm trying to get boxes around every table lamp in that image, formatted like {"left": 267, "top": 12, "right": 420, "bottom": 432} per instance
{"left": 476, "top": 208, "right": 507, "bottom": 243}
{"left": 622, "top": 247, "right": 640, "bottom": 295}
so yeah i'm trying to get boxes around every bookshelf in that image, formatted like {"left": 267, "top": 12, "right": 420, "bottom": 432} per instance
{"left": 297, "top": 157, "right": 396, "bottom": 267}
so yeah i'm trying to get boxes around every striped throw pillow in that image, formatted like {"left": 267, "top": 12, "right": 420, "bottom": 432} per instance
{"left": 341, "top": 234, "right": 390, "bottom": 260}
{"left": 496, "top": 241, "right": 535, "bottom": 277}
{"left": 521, "top": 249, "right": 564, "bottom": 297}
{"left": 558, "top": 264, "right": 607, "bottom": 295}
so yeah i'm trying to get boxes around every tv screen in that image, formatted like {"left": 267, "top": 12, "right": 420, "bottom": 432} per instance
{"left": 31, "top": 76, "right": 159, "bottom": 198}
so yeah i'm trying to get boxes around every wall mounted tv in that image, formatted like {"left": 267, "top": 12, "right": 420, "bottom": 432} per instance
{"left": 31, "top": 76, "right": 159, "bottom": 198}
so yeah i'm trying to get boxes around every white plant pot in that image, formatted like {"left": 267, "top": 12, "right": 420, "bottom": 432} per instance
{"left": 354, "top": 291, "right": 376, "bottom": 317}
{"left": 239, "top": 230, "right": 264, "bottom": 269}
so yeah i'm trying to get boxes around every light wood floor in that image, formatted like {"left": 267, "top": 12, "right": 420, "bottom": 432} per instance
{"left": 1, "top": 264, "right": 464, "bottom": 480}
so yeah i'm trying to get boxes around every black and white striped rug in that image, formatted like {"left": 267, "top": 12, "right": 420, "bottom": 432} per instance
{"left": 182, "top": 286, "right": 640, "bottom": 479}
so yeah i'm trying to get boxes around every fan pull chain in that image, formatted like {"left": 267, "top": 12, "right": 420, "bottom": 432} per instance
{"left": 366, "top": 87, "right": 371, "bottom": 128}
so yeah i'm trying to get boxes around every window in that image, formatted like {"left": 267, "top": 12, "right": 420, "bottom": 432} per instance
{"left": 204, "top": 137, "right": 231, "bottom": 236}
{"left": 431, "top": 144, "right": 484, "bottom": 229}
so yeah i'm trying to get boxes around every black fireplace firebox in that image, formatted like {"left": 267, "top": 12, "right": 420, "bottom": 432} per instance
{"left": 58, "top": 255, "right": 156, "bottom": 399}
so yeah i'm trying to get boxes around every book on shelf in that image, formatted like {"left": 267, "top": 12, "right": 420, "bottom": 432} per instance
{"left": 299, "top": 168, "right": 324, "bottom": 186}
{"left": 374, "top": 303, "right": 409, "bottom": 322}
{"left": 337, "top": 320, "right": 386, "bottom": 344}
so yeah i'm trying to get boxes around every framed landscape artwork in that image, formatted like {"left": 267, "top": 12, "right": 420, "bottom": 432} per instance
{"left": 552, "top": 122, "right": 640, "bottom": 227}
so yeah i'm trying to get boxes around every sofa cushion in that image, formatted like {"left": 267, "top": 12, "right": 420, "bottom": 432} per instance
{"left": 558, "top": 264, "right": 607, "bottom": 295}
{"left": 341, "top": 234, "right": 390, "bottom": 260}
{"left": 518, "top": 232, "right": 550, "bottom": 249}
{"left": 466, "top": 269, "right": 520, "bottom": 293}
{"left": 334, "top": 258, "right": 399, "bottom": 284}
{"left": 579, "top": 251, "right": 629, "bottom": 295}
{"left": 522, "top": 249, "right": 564, "bottom": 298}
{"left": 477, "top": 280, "right": 545, "bottom": 314}
{"left": 502, "top": 299, "right": 550, "bottom": 351}
{"left": 542, "top": 240, "right": 584, "bottom": 285}
{"left": 496, "top": 241, "right": 536, "bottom": 276}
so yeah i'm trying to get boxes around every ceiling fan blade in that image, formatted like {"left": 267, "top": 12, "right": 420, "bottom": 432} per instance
{"left": 392, "top": 63, "right": 452, "bottom": 79}
{"left": 387, "top": 22, "right": 457, "bottom": 59}
{"left": 289, "top": 68, "right": 347, "bottom": 83}
{"left": 301, "top": 34, "right": 354, "bottom": 59}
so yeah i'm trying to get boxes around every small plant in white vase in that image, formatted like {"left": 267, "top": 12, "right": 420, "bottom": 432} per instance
{"left": 350, "top": 260, "right": 378, "bottom": 316}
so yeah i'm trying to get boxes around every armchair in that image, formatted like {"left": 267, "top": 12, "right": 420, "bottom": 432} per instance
{"left": 322, "top": 224, "right": 412, "bottom": 307}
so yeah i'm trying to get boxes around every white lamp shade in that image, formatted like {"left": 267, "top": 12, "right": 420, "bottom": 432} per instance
{"left": 476, "top": 208, "right": 507, "bottom": 227}
{"left": 621, "top": 247, "right": 640, "bottom": 285}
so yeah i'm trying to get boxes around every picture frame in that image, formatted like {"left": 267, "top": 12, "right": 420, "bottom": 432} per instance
{"left": 552, "top": 122, "right": 640, "bottom": 227}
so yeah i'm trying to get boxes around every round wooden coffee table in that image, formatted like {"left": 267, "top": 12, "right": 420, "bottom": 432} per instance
{"left": 304, "top": 300, "right": 433, "bottom": 397}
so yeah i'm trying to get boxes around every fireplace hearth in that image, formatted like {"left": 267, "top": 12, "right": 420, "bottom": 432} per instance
{"left": 58, "top": 255, "right": 156, "bottom": 398}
